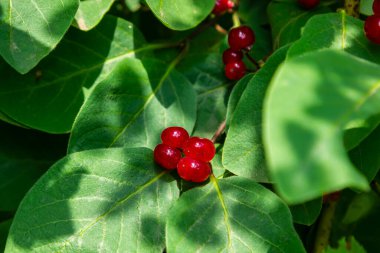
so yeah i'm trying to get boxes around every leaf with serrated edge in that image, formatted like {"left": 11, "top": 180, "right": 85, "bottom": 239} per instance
{"left": 68, "top": 58, "right": 197, "bottom": 153}
{"left": 74, "top": 0, "right": 114, "bottom": 31}
{"left": 5, "top": 147, "right": 178, "bottom": 253}
{"left": 223, "top": 46, "right": 289, "bottom": 182}
{"left": 0, "top": 16, "right": 148, "bottom": 133}
{"left": 166, "top": 176, "right": 306, "bottom": 253}
{"left": 264, "top": 50, "right": 376, "bottom": 204}
{"left": 145, "top": 0, "right": 214, "bottom": 30}
{"left": 0, "top": 0, "right": 79, "bottom": 74}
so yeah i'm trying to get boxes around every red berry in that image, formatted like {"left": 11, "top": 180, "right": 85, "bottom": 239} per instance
{"left": 154, "top": 144, "right": 181, "bottom": 170}
{"left": 222, "top": 48, "right": 243, "bottom": 64}
{"left": 183, "top": 137, "right": 216, "bottom": 162}
{"left": 374, "top": 0, "right": 380, "bottom": 14}
{"left": 365, "top": 15, "right": 380, "bottom": 44}
{"left": 212, "top": 0, "right": 234, "bottom": 15}
{"left": 177, "top": 157, "right": 211, "bottom": 182}
{"left": 224, "top": 60, "right": 246, "bottom": 80}
{"left": 298, "top": 0, "right": 320, "bottom": 9}
{"left": 161, "top": 126, "right": 189, "bottom": 149}
{"left": 228, "top": 26, "right": 255, "bottom": 51}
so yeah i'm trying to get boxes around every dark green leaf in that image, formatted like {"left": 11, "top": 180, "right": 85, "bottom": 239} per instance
{"left": 0, "top": 122, "right": 67, "bottom": 211}
{"left": 289, "top": 198, "right": 322, "bottom": 225}
{"left": 288, "top": 12, "right": 380, "bottom": 65}
{"left": 68, "top": 58, "right": 197, "bottom": 152}
{"left": 264, "top": 50, "right": 377, "bottom": 204}
{"left": 267, "top": 0, "right": 330, "bottom": 48}
{"left": 223, "top": 46, "right": 289, "bottom": 182}
{"left": 0, "top": 0, "right": 79, "bottom": 73}
{"left": 5, "top": 147, "right": 178, "bottom": 252}
{"left": 145, "top": 0, "right": 214, "bottom": 30}
{"left": 349, "top": 124, "right": 380, "bottom": 181}
{"left": 166, "top": 176, "right": 306, "bottom": 253}
{"left": 74, "top": 0, "right": 114, "bottom": 31}
{"left": 0, "top": 16, "right": 147, "bottom": 133}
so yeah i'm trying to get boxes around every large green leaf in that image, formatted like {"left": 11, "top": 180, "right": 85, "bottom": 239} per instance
{"left": 0, "top": 0, "right": 79, "bottom": 74}
{"left": 222, "top": 46, "right": 289, "bottom": 182}
{"left": 288, "top": 12, "right": 380, "bottom": 65}
{"left": 0, "top": 122, "right": 67, "bottom": 211}
{"left": 267, "top": 0, "right": 330, "bottom": 48}
{"left": 0, "top": 16, "right": 147, "bottom": 133}
{"left": 5, "top": 147, "right": 178, "bottom": 252}
{"left": 166, "top": 176, "right": 306, "bottom": 253}
{"left": 263, "top": 50, "right": 378, "bottom": 204}
{"left": 74, "top": 0, "right": 114, "bottom": 31}
{"left": 68, "top": 58, "right": 197, "bottom": 153}
{"left": 145, "top": 0, "right": 214, "bottom": 30}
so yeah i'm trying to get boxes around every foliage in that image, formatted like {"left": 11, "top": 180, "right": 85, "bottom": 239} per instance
{"left": 1, "top": 0, "right": 380, "bottom": 252}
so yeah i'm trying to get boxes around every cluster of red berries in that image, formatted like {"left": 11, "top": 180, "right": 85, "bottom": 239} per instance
{"left": 298, "top": 0, "right": 320, "bottom": 10}
{"left": 364, "top": 0, "right": 380, "bottom": 44}
{"left": 154, "top": 127, "right": 215, "bottom": 183}
{"left": 212, "top": 0, "right": 234, "bottom": 15}
{"left": 223, "top": 26, "right": 255, "bottom": 80}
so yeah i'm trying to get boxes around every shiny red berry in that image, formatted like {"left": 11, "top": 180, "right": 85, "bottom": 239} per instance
{"left": 228, "top": 26, "right": 255, "bottom": 51}
{"left": 161, "top": 126, "right": 189, "bottom": 149}
{"left": 177, "top": 157, "right": 211, "bottom": 182}
{"left": 374, "top": 0, "right": 380, "bottom": 14}
{"left": 298, "top": 0, "right": 320, "bottom": 9}
{"left": 212, "top": 0, "right": 234, "bottom": 15}
{"left": 183, "top": 137, "right": 215, "bottom": 162}
{"left": 225, "top": 60, "right": 246, "bottom": 80}
{"left": 365, "top": 15, "right": 380, "bottom": 44}
{"left": 222, "top": 48, "right": 243, "bottom": 64}
{"left": 154, "top": 144, "right": 181, "bottom": 170}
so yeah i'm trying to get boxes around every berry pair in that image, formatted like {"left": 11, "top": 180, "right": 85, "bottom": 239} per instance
{"left": 364, "top": 0, "right": 380, "bottom": 44}
{"left": 223, "top": 26, "right": 255, "bottom": 80}
{"left": 154, "top": 127, "right": 215, "bottom": 183}
{"left": 212, "top": 0, "right": 234, "bottom": 15}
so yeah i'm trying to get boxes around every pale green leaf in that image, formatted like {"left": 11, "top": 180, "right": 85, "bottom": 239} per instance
{"left": 74, "top": 0, "right": 114, "bottom": 31}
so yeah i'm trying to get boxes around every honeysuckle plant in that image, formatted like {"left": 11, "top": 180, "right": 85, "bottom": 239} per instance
{"left": 1, "top": 0, "right": 380, "bottom": 252}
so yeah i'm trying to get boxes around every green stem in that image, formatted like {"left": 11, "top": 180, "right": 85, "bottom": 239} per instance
{"left": 232, "top": 12, "right": 241, "bottom": 27}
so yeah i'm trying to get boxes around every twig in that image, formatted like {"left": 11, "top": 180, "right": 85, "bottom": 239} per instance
{"left": 211, "top": 120, "right": 226, "bottom": 143}
{"left": 312, "top": 201, "right": 337, "bottom": 253}
{"left": 245, "top": 52, "right": 260, "bottom": 70}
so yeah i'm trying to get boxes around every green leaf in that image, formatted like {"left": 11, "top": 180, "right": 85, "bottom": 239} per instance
{"left": 288, "top": 12, "right": 380, "bottom": 65}
{"left": 0, "top": 16, "right": 147, "bottom": 133}
{"left": 166, "top": 176, "right": 306, "bottom": 253}
{"left": 68, "top": 58, "right": 197, "bottom": 153}
{"left": 5, "top": 147, "right": 178, "bottom": 252}
{"left": 145, "top": 0, "right": 214, "bottom": 30}
{"left": 289, "top": 198, "right": 322, "bottom": 225}
{"left": 225, "top": 74, "right": 252, "bottom": 131}
{"left": 0, "top": 0, "right": 79, "bottom": 74}
{"left": 125, "top": 0, "right": 141, "bottom": 12}
{"left": 74, "top": 0, "right": 114, "bottom": 31}
{"left": 267, "top": 0, "right": 330, "bottom": 48}
{"left": 360, "top": 0, "right": 374, "bottom": 16}
{"left": 0, "top": 121, "right": 67, "bottom": 211}
{"left": 210, "top": 144, "right": 225, "bottom": 178}
{"left": 349, "top": 124, "right": 380, "bottom": 181}
{"left": 263, "top": 50, "right": 378, "bottom": 204}
{"left": 342, "top": 192, "right": 377, "bottom": 225}
{"left": 222, "top": 46, "right": 289, "bottom": 182}
{"left": 325, "top": 237, "right": 366, "bottom": 253}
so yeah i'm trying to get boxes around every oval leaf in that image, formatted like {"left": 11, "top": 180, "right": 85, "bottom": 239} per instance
{"left": 288, "top": 12, "right": 380, "bottom": 65}
{"left": 222, "top": 46, "right": 289, "bottom": 182}
{"left": 0, "top": 16, "right": 147, "bottom": 133}
{"left": 263, "top": 50, "right": 377, "bottom": 204}
{"left": 0, "top": 0, "right": 79, "bottom": 73}
{"left": 145, "top": 0, "right": 214, "bottom": 30}
{"left": 166, "top": 176, "right": 306, "bottom": 253}
{"left": 5, "top": 147, "right": 179, "bottom": 252}
{"left": 68, "top": 58, "right": 197, "bottom": 152}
